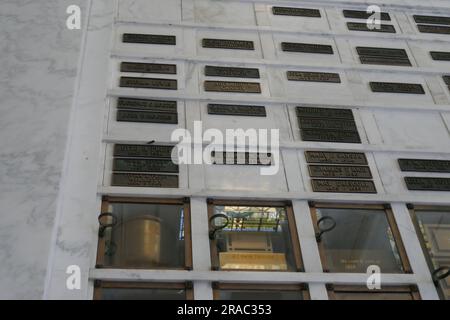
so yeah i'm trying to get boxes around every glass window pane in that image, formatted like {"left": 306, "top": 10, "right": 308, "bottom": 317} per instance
{"left": 316, "top": 208, "right": 404, "bottom": 273}
{"left": 212, "top": 205, "right": 297, "bottom": 271}
{"left": 333, "top": 291, "right": 414, "bottom": 300}
{"left": 99, "top": 287, "right": 186, "bottom": 300}
{"left": 101, "top": 202, "right": 186, "bottom": 269}
{"left": 217, "top": 289, "right": 304, "bottom": 300}
{"left": 415, "top": 210, "right": 450, "bottom": 300}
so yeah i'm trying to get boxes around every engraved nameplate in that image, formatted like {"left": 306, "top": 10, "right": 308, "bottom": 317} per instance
{"left": 347, "top": 22, "right": 396, "bottom": 33}
{"left": 113, "top": 158, "right": 178, "bottom": 173}
{"left": 430, "top": 51, "right": 450, "bottom": 61}
{"left": 122, "top": 33, "right": 176, "bottom": 45}
{"left": 205, "top": 66, "right": 260, "bottom": 78}
{"left": 301, "top": 129, "right": 361, "bottom": 143}
{"left": 112, "top": 173, "right": 179, "bottom": 188}
{"left": 207, "top": 104, "right": 266, "bottom": 117}
{"left": 287, "top": 71, "right": 341, "bottom": 83}
{"left": 311, "top": 179, "right": 377, "bottom": 193}
{"left": 418, "top": 25, "right": 450, "bottom": 34}
{"left": 298, "top": 118, "right": 357, "bottom": 131}
{"left": 120, "top": 62, "right": 177, "bottom": 75}
{"left": 272, "top": 7, "right": 321, "bottom": 17}
{"left": 356, "top": 47, "right": 408, "bottom": 58}
{"left": 117, "top": 110, "right": 178, "bottom": 124}
{"left": 117, "top": 98, "right": 177, "bottom": 113}
{"left": 212, "top": 152, "right": 272, "bottom": 165}
{"left": 405, "top": 177, "right": 450, "bottom": 191}
{"left": 398, "top": 159, "right": 450, "bottom": 173}
{"left": 305, "top": 151, "right": 368, "bottom": 165}
{"left": 120, "top": 77, "right": 177, "bottom": 90}
{"left": 296, "top": 107, "right": 354, "bottom": 120}
{"left": 114, "top": 144, "right": 173, "bottom": 158}
{"left": 204, "top": 81, "right": 261, "bottom": 93}
{"left": 202, "top": 38, "right": 254, "bottom": 50}
{"left": 308, "top": 165, "right": 372, "bottom": 179}
{"left": 413, "top": 15, "right": 450, "bottom": 25}
{"left": 281, "top": 42, "right": 333, "bottom": 54}
{"left": 359, "top": 56, "right": 412, "bottom": 66}
{"left": 370, "top": 82, "right": 425, "bottom": 94}
{"left": 343, "top": 10, "right": 391, "bottom": 21}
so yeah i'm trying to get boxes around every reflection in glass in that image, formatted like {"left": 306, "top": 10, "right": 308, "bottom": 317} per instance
{"left": 217, "top": 289, "right": 304, "bottom": 300}
{"left": 100, "top": 288, "right": 186, "bottom": 300}
{"left": 415, "top": 210, "right": 450, "bottom": 300}
{"left": 212, "top": 205, "right": 296, "bottom": 271}
{"left": 101, "top": 202, "right": 185, "bottom": 269}
{"left": 316, "top": 208, "right": 404, "bottom": 273}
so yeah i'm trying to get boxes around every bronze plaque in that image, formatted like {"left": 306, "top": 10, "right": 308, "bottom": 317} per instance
{"left": 204, "top": 81, "right": 261, "bottom": 93}
{"left": 212, "top": 151, "right": 272, "bottom": 165}
{"left": 202, "top": 38, "right": 254, "bottom": 50}
{"left": 399, "top": 159, "right": 450, "bottom": 173}
{"left": 418, "top": 24, "right": 450, "bottom": 34}
{"left": 356, "top": 47, "right": 408, "bottom": 58}
{"left": 205, "top": 66, "right": 260, "bottom": 78}
{"left": 296, "top": 107, "right": 354, "bottom": 120}
{"left": 347, "top": 22, "right": 396, "bottom": 33}
{"left": 370, "top": 82, "right": 425, "bottom": 94}
{"left": 343, "top": 10, "right": 391, "bottom": 21}
{"left": 112, "top": 173, "right": 178, "bottom": 188}
{"left": 311, "top": 179, "right": 377, "bottom": 193}
{"left": 305, "top": 151, "right": 368, "bottom": 165}
{"left": 301, "top": 129, "right": 361, "bottom": 143}
{"left": 120, "top": 77, "right": 177, "bottom": 90}
{"left": 117, "top": 110, "right": 178, "bottom": 124}
{"left": 405, "top": 177, "right": 450, "bottom": 191}
{"left": 359, "top": 56, "right": 411, "bottom": 66}
{"left": 287, "top": 71, "right": 341, "bottom": 83}
{"left": 120, "top": 62, "right": 177, "bottom": 75}
{"left": 114, "top": 144, "right": 173, "bottom": 159}
{"left": 117, "top": 98, "right": 177, "bottom": 113}
{"left": 207, "top": 104, "right": 266, "bottom": 117}
{"left": 308, "top": 165, "right": 372, "bottom": 179}
{"left": 113, "top": 158, "right": 178, "bottom": 173}
{"left": 272, "top": 7, "right": 321, "bottom": 17}
{"left": 431, "top": 51, "right": 450, "bottom": 61}
{"left": 281, "top": 42, "right": 333, "bottom": 54}
{"left": 298, "top": 118, "right": 357, "bottom": 131}
{"left": 122, "top": 33, "right": 176, "bottom": 45}
{"left": 413, "top": 15, "right": 450, "bottom": 25}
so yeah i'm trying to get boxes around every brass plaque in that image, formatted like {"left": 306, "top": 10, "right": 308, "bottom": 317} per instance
{"left": 117, "top": 110, "right": 178, "bottom": 124}
{"left": 202, "top": 38, "right": 254, "bottom": 50}
{"left": 405, "top": 177, "right": 450, "bottom": 191}
{"left": 311, "top": 179, "right": 377, "bottom": 193}
{"left": 114, "top": 144, "right": 173, "bottom": 158}
{"left": 207, "top": 104, "right": 266, "bottom": 117}
{"left": 343, "top": 10, "right": 391, "bottom": 21}
{"left": 281, "top": 42, "right": 333, "bottom": 54}
{"left": 418, "top": 24, "right": 450, "bottom": 34}
{"left": 117, "top": 98, "right": 177, "bottom": 113}
{"left": 347, "top": 22, "right": 396, "bottom": 33}
{"left": 356, "top": 47, "right": 408, "bottom": 58}
{"left": 287, "top": 71, "right": 341, "bottom": 83}
{"left": 204, "top": 81, "right": 261, "bottom": 93}
{"left": 120, "top": 77, "right": 177, "bottom": 90}
{"left": 370, "top": 82, "right": 425, "bottom": 94}
{"left": 205, "top": 66, "right": 260, "bottom": 78}
{"left": 399, "top": 159, "right": 450, "bottom": 173}
{"left": 113, "top": 158, "right": 178, "bottom": 173}
{"left": 308, "top": 165, "right": 372, "bottom": 179}
{"left": 272, "top": 7, "right": 321, "bottom": 18}
{"left": 431, "top": 51, "right": 450, "bottom": 61}
{"left": 211, "top": 151, "right": 272, "bottom": 165}
{"left": 120, "top": 62, "right": 177, "bottom": 75}
{"left": 301, "top": 129, "right": 361, "bottom": 143}
{"left": 305, "top": 151, "right": 368, "bottom": 165}
{"left": 413, "top": 15, "right": 450, "bottom": 25}
{"left": 122, "top": 33, "right": 176, "bottom": 45}
{"left": 112, "top": 173, "right": 178, "bottom": 188}
{"left": 298, "top": 118, "right": 357, "bottom": 131}
{"left": 359, "top": 56, "right": 412, "bottom": 66}
{"left": 296, "top": 107, "right": 354, "bottom": 120}
{"left": 219, "top": 252, "right": 288, "bottom": 271}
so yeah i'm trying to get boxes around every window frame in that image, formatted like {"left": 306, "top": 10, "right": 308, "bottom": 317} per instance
{"left": 212, "top": 282, "right": 310, "bottom": 300}
{"left": 309, "top": 202, "right": 412, "bottom": 273}
{"left": 96, "top": 196, "right": 193, "bottom": 270}
{"left": 326, "top": 284, "right": 421, "bottom": 300}
{"left": 207, "top": 199, "right": 304, "bottom": 272}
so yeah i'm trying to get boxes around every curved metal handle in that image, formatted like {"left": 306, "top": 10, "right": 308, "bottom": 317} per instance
{"left": 98, "top": 212, "right": 118, "bottom": 238}
{"left": 432, "top": 266, "right": 450, "bottom": 283}
{"left": 209, "top": 214, "right": 230, "bottom": 240}
{"left": 315, "top": 216, "right": 337, "bottom": 242}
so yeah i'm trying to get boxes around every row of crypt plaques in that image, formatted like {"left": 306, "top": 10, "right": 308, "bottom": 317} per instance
{"left": 305, "top": 151, "right": 377, "bottom": 193}
{"left": 399, "top": 159, "right": 450, "bottom": 191}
